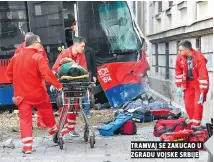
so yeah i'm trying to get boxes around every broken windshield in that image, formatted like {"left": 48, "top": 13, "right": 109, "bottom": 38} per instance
{"left": 98, "top": 1, "right": 141, "bottom": 54}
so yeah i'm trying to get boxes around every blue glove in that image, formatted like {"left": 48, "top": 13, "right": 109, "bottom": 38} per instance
{"left": 197, "top": 93, "right": 204, "bottom": 105}
{"left": 176, "top": 87, "right": 182, "bottom": 98}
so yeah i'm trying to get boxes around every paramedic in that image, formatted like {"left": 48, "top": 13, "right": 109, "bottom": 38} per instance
{"left": 14, "top": 32, "right": 48, "bottom": 128}
{"left": 52, "top": 37, "right": 87, "bottom": 72}
{"left": 51, "top": 37, "right": 87, "bottom": 137}
{"left": 6, "top": 35, "right": 62, "bottom": 154}
{"left": 175, "top": 40, "right": 209, "bottom": 127}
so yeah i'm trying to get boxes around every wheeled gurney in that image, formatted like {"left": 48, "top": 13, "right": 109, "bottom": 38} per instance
{"left": 53, "top": 75, "right": 96, "bottom": 149}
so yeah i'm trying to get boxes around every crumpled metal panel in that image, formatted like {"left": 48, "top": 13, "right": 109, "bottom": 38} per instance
{"left": 98, "top": 51, "right": 150, "bottom": 108}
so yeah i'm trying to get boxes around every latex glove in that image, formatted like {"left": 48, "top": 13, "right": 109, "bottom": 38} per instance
{"left": 50, "top": 85, "right": 56, "bottom": 92}
{"left": 93, "top": 77, "right": 97, "bottom": 82}
{"left": 176, "top": 87, "right": 182, "bottom": 98}
{"left": 197, "top": 93, "right": 204, "bottom": 105}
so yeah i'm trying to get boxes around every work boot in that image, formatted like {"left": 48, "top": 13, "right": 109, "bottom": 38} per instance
{"left": 22, "top": 146, "right": 32, "bottom": 154}
{"left": 69, "top": 131, "right": 80, "bottom": 137}
{"left": 63, "top": 133, "right": 73, "bottom": 141}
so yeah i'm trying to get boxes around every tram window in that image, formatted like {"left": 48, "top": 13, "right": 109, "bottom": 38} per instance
{"left": 32, "top": 2, "right": 64, "bottom": 45}
{"left": 63, "top": 2, "right": 75, "bottom": 28}
{"left": 98, "top": 1, "right": 141, "bottom": 53}
{"left": 37, "top": 26, "right": 62, "bottom": 45}
{"left": 34, "top": 2, "right": 59, "bottom": 16}
{"left": 0, "top": 2, "right": 29, "bottom": 54}
{"left": 62, "top": 2, "right": 76, "bottom": 47}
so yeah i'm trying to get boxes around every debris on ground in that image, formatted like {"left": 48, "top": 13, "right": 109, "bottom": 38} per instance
{"left": 0, "top": 109, "right": 117, "bottom": 143}
{"left": 121, "top": 94, "right": 184, "bottom": 120}
{"left": 76, "top": 109, "right": 116, "bottom": 129}
{"left": 0, "top": 92, "right": 183, "bottom": 143}
{"left": 0, "top": 111, "right": 20, "bottom": 142}
{"left": 94, "top": 103, "right": 111, "bottom": 110}
{"left": 2, "top": 138, "right": 15, "bottom": 149}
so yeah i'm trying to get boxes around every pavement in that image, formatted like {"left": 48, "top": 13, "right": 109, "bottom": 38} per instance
{"left": 0, "top": 124, "right": 209, "bottom": 162}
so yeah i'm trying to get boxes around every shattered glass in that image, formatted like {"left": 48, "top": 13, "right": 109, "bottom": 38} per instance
{"left": 98, "top": 1, "right": 141, "bottom": 53}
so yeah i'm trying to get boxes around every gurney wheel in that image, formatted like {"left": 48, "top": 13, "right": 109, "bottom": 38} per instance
{"left": 59, "top": 137, "right": 64, "bottom": 150}
{"left": 53, "top": 133, "right": 58, "bottom": 144}
{"left": 90, "top": 136, "right": 95, "bottom": 148}
{"left": 84, "top": 129, "right": 89, "bottom": 142}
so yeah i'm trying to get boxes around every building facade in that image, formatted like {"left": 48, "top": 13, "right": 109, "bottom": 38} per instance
{"left": 128, "top": 1, "right": 213, "bottom": 123}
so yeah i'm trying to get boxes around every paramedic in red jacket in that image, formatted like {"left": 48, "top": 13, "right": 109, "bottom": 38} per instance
{"left": 6, "top": 35, "right": 62, "bottom": 154}
{"left": 51, "top": 37, "right": 87, "bottom": 137}
{"left": 15, "top": 32, "right": 48, "bottom": 62}
{"left": 52, "top": 37, "right": 87, "bottom": 72}
{"left": 15, "top": 32, "right": 49, "bottom": 128}
{"left": 175, "top": 40, "right": 209, "bottom": 127}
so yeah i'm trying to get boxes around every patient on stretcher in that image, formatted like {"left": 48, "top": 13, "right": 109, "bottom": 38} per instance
{"left": 58, "top": 57, "right": 89, "bottom": 80}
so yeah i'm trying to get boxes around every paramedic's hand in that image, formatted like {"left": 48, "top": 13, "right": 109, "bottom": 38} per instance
{"left": 197, "top": 93, "right": 204, "bottom": 105}
{"left": 176, "top": 87, "right": 182, "bottom": 98}
{"left": 93, "top": 77, "right": 97, "bottom": 82}
{"left": 50, "top": 85, "right": 56, "bottom": 92}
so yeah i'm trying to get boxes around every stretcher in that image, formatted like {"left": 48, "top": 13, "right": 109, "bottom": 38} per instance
{"left": 53, "top": 75, "right": 96, "bottom": 149}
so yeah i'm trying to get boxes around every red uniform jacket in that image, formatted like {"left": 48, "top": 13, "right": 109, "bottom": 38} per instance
{"left": 14, "top": 41, "right": 49, "bottom": 91}
{"left": 52, "top": 46, "right": 87, "bottom": 73}
{"left": 6, "top": 48, "right": 62, "bottom": 104}
{"left": 175, "top": 49, "right": 209, "bottom": 94}
{"left": 15, "top": 42, "right": 49, "bottom": 62}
